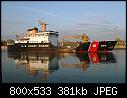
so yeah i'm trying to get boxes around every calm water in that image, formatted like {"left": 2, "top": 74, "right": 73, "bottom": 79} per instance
{"left": 2, "top": 50, "right": 126, "bottom": 83}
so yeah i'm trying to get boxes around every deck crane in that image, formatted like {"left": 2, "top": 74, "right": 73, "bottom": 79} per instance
{"left": 62, "top": 33, "right": 89, "bottom": 43}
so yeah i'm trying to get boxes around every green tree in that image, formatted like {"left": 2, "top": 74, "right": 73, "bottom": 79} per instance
{"left": 7, "top": 39, "right": 15, "bottom": 44}
{"left": 1, "top": 40, "right": 7, "bottom": 46}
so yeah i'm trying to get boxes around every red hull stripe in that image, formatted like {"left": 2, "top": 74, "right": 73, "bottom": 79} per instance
{"left": 88, "top": 41, "right": 99, "bottom": 52}
{"left": 89, "top": 52, "right": 100, "bottom": 64}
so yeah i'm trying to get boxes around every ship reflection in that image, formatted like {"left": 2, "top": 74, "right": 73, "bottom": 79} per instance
{"left": 7, "top": 52, "right": 60, "bottom": 80}
{"left": 7, "top": 51, "right": 117, "bottom": 80}
{"left": 76, "top": 52, "right": 117, "bottom": 71}
{"left": 61, "top": 52, "right": 117, "bottom": 71}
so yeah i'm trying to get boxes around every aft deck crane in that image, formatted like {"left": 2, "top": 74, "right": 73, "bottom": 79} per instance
{"left": 62, "top": 33, "right": 89, "bottom": 43}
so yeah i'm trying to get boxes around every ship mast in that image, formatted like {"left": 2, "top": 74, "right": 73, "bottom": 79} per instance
{"left": 39, "top": 18, "right": 47, "bottom": 32}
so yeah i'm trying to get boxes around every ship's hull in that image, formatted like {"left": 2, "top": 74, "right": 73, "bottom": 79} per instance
{"left": 7, "top": 41, "right": 117, "bottom": 52}
{"left": 7, "top": 43, "right": 74, "bottom": 52}
{"left": 76, "top": 41, "right": 117, "bottom": 52}
{"left": 7, "top": 43, "right": 58, "bottom": 52}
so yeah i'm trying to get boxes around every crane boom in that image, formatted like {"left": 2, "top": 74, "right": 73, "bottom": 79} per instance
{"left": 62, "top": 33, "right": 89, "bottom": 43}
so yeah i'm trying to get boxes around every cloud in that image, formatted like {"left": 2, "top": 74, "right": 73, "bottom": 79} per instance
{"left": 83, "top": 12, "right": 112, "bottom": 24}
{"left": 21, "top": 6, "right": 60, "bottom": 17}
{"left": 76, "top": 23, "right": 114, "bottom": 32}
{"left": 78, "top": 12, "right": 114, "bottom": 25}
{"left": 69, "top": 12, "right": 117, "bottom": 33}
{"left": 76, "top": 23, "right": 113, "bottom": 27}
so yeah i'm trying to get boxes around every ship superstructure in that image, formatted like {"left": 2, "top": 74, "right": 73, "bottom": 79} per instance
{"left": 7, "top": 19, "right": 59, "bottom": 52}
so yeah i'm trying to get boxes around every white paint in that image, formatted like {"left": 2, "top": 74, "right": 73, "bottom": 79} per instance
{"left": 15, "top": 41, "right": 19, "bottom": 43}
{"left": 16, "top": 31, "right": 59, "bottom": 47}
{"left": 20, "top": 41, "right": 27, "bottom": 43}
{"left": 88, "top": 42, "right": 91, "bottom": 52}
{"left": 93, "top": 44, "right": 96, "bottom": 47}
{"left": 29, "top": 60, "right": 49, "bottom": 71}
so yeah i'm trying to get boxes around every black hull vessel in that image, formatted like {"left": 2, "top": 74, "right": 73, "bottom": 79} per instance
{"left": 7, "top": 41, "right": 117, "bottom": 52}
{"left": 76, "top": 41, "right": 117, "bottom": 52}
{"left": 7, "top": 43, "right": 74, "bottom": 52}
{"left": 7, "top": 43, "right": 58, "bottom": 52}
{"left": 7, "top": 19, "right": 117, "bottom": 52}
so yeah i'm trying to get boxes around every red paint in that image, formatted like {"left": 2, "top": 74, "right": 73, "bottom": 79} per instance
{"left": 88, "top": 41, "right": 99, "bottom": 52}
{"left": 89, "top": 52, "right": 100, "bottom": 64}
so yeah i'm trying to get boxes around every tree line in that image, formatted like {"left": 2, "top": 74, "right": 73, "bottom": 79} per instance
{"left": 1, "top": 39, "right": 14, "bottom": 46}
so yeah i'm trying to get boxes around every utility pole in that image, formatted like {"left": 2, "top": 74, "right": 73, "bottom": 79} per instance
{"left": 115, "top": 26, "right": 120, "bottom": 40}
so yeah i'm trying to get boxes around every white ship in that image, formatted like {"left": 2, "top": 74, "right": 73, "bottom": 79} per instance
{"left": 7, "top": 19, "right": 59, "bottom": 52}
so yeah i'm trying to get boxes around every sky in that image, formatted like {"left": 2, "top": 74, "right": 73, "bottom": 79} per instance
{"left": 1, "top": 1, "right": 126, "bottom": 41}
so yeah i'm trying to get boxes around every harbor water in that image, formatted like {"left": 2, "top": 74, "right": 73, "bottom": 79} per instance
{"left": 2, "top": 50, "right": 125, "bottom": 83}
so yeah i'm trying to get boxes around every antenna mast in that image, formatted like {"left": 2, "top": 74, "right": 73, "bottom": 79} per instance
{"left": 39, "top": 18, "right": 47, "bottom": 32}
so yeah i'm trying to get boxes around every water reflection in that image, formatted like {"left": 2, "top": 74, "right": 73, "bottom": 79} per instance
{"left": 77, "top": 52, "right": 117, "bottom": 64}
{"left": 60, "top": 52, "right": 117, "bottom": 71}
{"left": 7, "top": 52, "right": 117, "bottom": 81}
{"left": 7, "top": 52, "right": 60, "bottom": 80}
{"left": 76, "top": 52, "right": 117, "bottom": 71}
